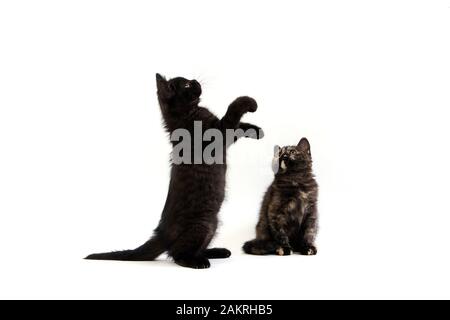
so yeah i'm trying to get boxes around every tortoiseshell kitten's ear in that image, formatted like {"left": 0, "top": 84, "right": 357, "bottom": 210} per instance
{"left": 297, "top": 137, "right": 311, "bottom": 155}
{"left": 156, "top": 73, "right": 174, "bottom": 100}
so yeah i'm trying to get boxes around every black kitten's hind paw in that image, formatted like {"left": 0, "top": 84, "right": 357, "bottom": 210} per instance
{"left": 276, "top": 246, "right": 292, "bottom": 256}
{"left": 204, "top": 248, "right": 231, "bottom": 259}
{"left": 299, "top": 245, "right": 317, "bottom": 256}
{"left": 175, "top": 256, "right": 211, "bottom": 269}
{"left": 233, "top": 96, "right": 258, "bottom": 113}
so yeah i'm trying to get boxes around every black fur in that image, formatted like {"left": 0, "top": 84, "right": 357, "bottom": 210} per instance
{"left": 86, "top": 74, "right": 262, "bottom": 268}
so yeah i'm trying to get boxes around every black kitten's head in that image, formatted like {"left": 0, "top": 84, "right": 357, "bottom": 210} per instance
{"left": 156, "top": 73, "right": 202, "bottom": 110}
{"left": 273, "top": 138, "right": 312, "bottom": 174}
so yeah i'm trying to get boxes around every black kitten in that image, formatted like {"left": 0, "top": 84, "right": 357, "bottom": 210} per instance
{"left": 243, "top": 138, "right": 318, "bottom": 256}
{"left": 86, "top": 74, "right": 263, "bottom": 268}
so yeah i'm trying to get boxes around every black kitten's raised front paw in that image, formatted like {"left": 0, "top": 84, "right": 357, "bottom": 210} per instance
{"left": 299, "top": 245, "right": 317, "bottom": 256}
{"left": 233, "top": 96, "right": 258, "bottom": 113}
{"left": 276, "top": 246, "right": 292, "bottom": 256}
{"left": 204, "top": 248, "right": 231, "bottom": 259}
{"left": 175, "top": 256, "right": 211, "bottom": 269}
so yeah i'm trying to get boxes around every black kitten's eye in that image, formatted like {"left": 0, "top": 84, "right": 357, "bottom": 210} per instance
{"left": 184, "top": 82, "right": 191, "bottom": 88}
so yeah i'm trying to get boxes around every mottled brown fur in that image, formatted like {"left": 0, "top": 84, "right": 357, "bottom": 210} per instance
{"left": 243, "top": 138, "right": 319, "bottom": 256}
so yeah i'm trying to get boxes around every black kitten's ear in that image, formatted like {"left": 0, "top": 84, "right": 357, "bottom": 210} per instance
{"left": 297, "top": 138, "right": 311, "bottom": 155}
{"left": 156, "top": 73, "right": 174, "bottom": 98}
{"left": 156, "top": 73, "right": 166, "bottom": 86}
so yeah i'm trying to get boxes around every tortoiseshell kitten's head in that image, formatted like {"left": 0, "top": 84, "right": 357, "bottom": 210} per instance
{"left": 272, "top": 138, "right": 312, "bottom": 174}
{"left": 156, "top": 73, "right": 202, "bottom": 110}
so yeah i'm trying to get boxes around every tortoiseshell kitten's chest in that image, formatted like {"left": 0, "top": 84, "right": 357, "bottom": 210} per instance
{"left": 274, "top": 180, "right": 317, "bottom": 238}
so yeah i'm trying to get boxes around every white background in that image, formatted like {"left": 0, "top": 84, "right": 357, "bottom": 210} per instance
{"left": 1, "top": 0, "right": 450, "bottom": 299}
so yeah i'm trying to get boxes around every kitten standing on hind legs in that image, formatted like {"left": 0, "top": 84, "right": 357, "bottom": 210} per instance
{"left": 243, "top": 138, "right": 318, "bottom": 256}
{"left": 86, "top": 74, "right": 263, "bottom": 269}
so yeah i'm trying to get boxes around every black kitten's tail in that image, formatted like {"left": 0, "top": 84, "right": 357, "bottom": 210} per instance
{"left": 85, "top": 236, "right": 165, "bottom": 261}
{"left": 243, "top": 239, "right": 277, "bottom": 255}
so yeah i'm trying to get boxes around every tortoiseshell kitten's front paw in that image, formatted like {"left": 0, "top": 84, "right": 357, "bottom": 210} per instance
{"left": 233, "top": 96, "right": 258, "bottom": 113}
{"left": 299, "top": 245, "right": 317, "bottom": 256}
{"left": 276, "top": 246, "right": 292, "bottom": 256}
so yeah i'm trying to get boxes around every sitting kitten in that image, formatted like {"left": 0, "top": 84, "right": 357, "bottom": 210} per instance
{"left": 243, "top": 138, "right": 318, "bottom": 256}
{"left": 86, "top": 74, "right": 263, "bottom": 268}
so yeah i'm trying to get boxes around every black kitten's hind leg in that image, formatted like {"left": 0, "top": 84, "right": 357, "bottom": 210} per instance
{"left": 204, "top": 248, "right": 231, "bottom": 259}
{"left": 169, "top": 225, "right": 214, "bottom": 269}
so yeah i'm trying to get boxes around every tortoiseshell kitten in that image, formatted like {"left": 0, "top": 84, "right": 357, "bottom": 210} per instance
{"left": 243, "top": 138, "right": 318, "bottom": 256}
